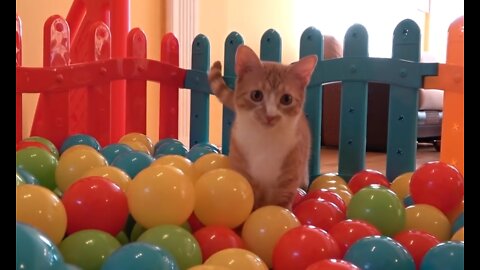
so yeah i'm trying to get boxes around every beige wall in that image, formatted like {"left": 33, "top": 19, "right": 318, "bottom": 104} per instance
{"left": 199, "top": 0, "right": 298, "bottom": 146}
{"left": 16, "top": 0, "right": 166, "bottom": 143}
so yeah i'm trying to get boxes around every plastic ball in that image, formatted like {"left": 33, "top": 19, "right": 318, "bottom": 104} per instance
{"left": 130, "top": 222, "right": 146, "bottom": 242}
{"left": 272, "top": 225, "right": 341, "bottom": 270}
{"left": 328, "top": 219, "right": 381, "bottom": 256}
{"left": 16, "top": 147, "right": 58, "bottom": 190}
{"left": 59, "top": 229, "right": 121, "bottom": 270}
{"left": 420, "top": 241, "right": 464, "bottom": 270}
{"left": 16, "top": 166, "right": 40, "bottom": 185}
{"left": 204, "top": 248, "right": 268, "bottom": 270}
{"left": 60, "top": 133, "right": 101, "bottom": 154}
{"left": 115, "top": 231, "right": 129, "bottom": 245}
{"left": 16, "top": 139, "right": 52, "bottom": 153}
{"left": 348, "top": 169, "right": 390, "bottom": 194}
{"left": 137, "top": 224, "right": 202, "bottom": 270}
{"left": 152, "top": 154, "right": 194, "bottom": 180}
{"left": 292, "top": 198, "right": 345, "bottom": 231}
{"left": 188, "top": 265, "right": 230, "bottom": 270}
{"left": 321, "top": 187, "right": 352, "bottom": 206}
{"left": 100, "top": 143, "right": 133, "bottom": 164}
{"left": 192, "top": 142, "right": 221, "bottom": 153}
{"left": 393, "top": 230, "right": 440, "bottom": 269}
{"left": 346, "top": 185, "right": 405, "bottom": 236}
{"left": 81, "top": 165, "right": 131, "bottom": 192}
{"left": 193, "top": 225, "right": 245, "bottom": 261}
{"left": 16, "top": 222, "right": 67, "bottom": 270}
{"left": 301, "top": 189, "right": 346, "bottom": 213}
{"left": 305, "top": 259, "right": 361, "bottom": 270}
{"left": 446, "top": 198, "right": 464, "bottom": 223}
{"left": 410, "top": 161, "right": 464, "bottom": 213}
{"left": 121, "top": 140, "right": 151, "bottom": 155}
{"left": 241, "top": 205, "right": 300, "bottom": 268}
{"left": 186, "top": 144, "right": 218, "bottom": 162}
{"left": 192, "top": 153, "right": 231, "bottom": 181}
{"left": 390, "top": 172, "right": 413, "bottom": 200}
{"left": 154, "top": 137, "right": 182, "bottom": 154}
{"left": 452, "top": 212, "right": 464, "bottom": 236}
{"left": 127, "top": 165, "right": 195, "bottom": 228}
{"left": 102, "top": 242, "right": 179, "bottom": 270}
{"left": 308, "top": 173, "right": 347, "bottom": 192}
{"left": 188, "top": 212, "right": 206, "bottom": 233}
{"left": 404, "top": 204, "right": 451, "bottom": 241}
{"left": 119, "top": 132, "right": 154, "bottom": 154}
{"left": 343, "top": 235, "right": 415, "bottom": 270}
{"left": 16, "top": 173, "right": 25, "bottom": 186}
{"left": 292, "top": 187, "right": 307, "bottom": 208}
{"left": 55, "top": 145, "right": 108, "bottom": 192}
{"left": 16, "top": 184, "right": 67, "bottom": 244}
{"left": 111, "top": 150, "right": 154, "bottom": 178}
{"left": 61, "top": 177, "right": 129, "bottom": 236}
{"left": 403, "top": 194, "right": 415, "bottom": 207}
{"left": 194, "top": 168, "right": 254, "bottom": 228}
{"left": 154, "top": 139, "right": 188, "bottom": 157}
{"left": 23, "top": 136, "right": 59, "bottom": 158}
{"left": 451, "top": 227, "right": 464, "bottom": 242}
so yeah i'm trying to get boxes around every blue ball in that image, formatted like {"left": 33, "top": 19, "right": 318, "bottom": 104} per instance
{"left": 191, "top": 142, "right": 221, "bottom": 153}
{"left": 403, "top": 195, "right": 415, "bottom": 207}
{"left": 154, "top": 138, "right": 183, "bottom": 154}
{"left": 111, "top": 151, "right": 154, "bottom": 178}
{"left": 100, "top": 143, "right": 133, "bottom": 164}
{"left": 16, "top": 222, "right": 67, "bottom": 270}
{"left": 101, "top": 242, "right": 179, "bottom": 270}
{"left": 420, "top": 241, "right": 464, "bottom": 270}
{"left": 186, "top": 144, "right": 218, "bottom": 162}
{"left": 60, "top": 133, "right": 101, "bottom": 154}
{"left": 16, "top": 166, "right": 40, "bottom": 185}
{"left": 452, "top": 212, "right": 464, "bottom": 235}
{"left": 154, "top": 140, "right": 188, "bottom": 158}
{"left": 344, "top": 235, "right": 415, "bottom": 270}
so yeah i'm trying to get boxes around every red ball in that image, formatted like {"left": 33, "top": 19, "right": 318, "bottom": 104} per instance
{"left": 187, "top": 212, "right": 205, "bottom": 233}
{"left": 393, "top": 230, "right": 440, "bottom": 269}
{"left": 300, "top": 189, "right": 346, "bottom": 214}
{"left": 292, "top": 188, "right": 307, "bottom": 208}
{"left": 193, "top": 225, "right": 245, "bottom": 261}
{"left": 272, "top": 225, "right": 341, "bottom": 270}
{"left": 61, "top": 176, "right": 129, "bottom": 236}
{"left": 328, "top": 219, "right": 381, "bottom": 256}
{"left": 16, "top": 140, "right": 52, "bottom": 154}
{"left": 293, "top": 199, "right": 345, "bottom": 231}
{"left": 348, "top": 169, "right": 390, "bottom": 194}
{"left": 306, "top": 259, "right": 361, "bottom": 270}
{"left": 410, "top": 161, "right": 464, "bottom": 213}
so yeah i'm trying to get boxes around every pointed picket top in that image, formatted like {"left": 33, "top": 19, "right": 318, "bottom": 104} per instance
{"left": 260, "top": 28, "right": 281, "bottom": 62}
{"left": 344, "top": 24, "right": 368, "bottom": 57}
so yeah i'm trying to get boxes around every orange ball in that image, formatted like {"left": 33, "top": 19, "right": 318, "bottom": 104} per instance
{"left": 194, "top": 169, "right": 254, "bottom": 228}
{"left": 16, "top": 184, "right": 67, "bottom": 244}
{"left": 151, "top": 155, "right": 194, "bottom": 181}
{"left": 205, "top": 248, "right": 268, "bottom": 270}
{"left": 119, "top": 132, "right": 154, "bottom": 155}
{"left": 451, "top": 227, "right": 464, "bottom": 242}
{"left": 81, "top": 165, "right": 131, "bottom": 192}
{"left": 405, "top": 204, "right": 451, "bottom": 241}
{"left": 308, "top": 173, "right": 347, "bottom": 192}
{"left": 390, "top": 172, "right": 413, "bottom": 200}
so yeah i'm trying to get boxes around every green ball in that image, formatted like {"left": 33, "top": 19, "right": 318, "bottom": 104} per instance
{"left": 137, "top": 225, "right": 202, "bottom": 270}
{"left": 59, "top": 229, "right": 121, "bottom": 270}
{"left": 24, "top": 136, "right": 59, "bottom": 158}
{"left": 16, "top": 147, "right": 58, "bottom": 190}
{"left": 347, "top": 185, "right": 405, "bottom": 236}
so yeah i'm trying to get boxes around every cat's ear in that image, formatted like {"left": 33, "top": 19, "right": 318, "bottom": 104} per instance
{"left": 289, "top": 55, "right": 318, "bottom": 87}
{"left": 235, "top": 45, "right": 262, "bottom": 76}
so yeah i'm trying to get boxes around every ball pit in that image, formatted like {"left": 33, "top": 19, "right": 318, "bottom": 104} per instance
{"left": 15, "top": 134, "right": 464, "bottom": 270}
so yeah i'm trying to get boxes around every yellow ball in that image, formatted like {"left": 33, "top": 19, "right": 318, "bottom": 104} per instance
{"left": 194, "top": 168, "right": 254, "bottom": 229}
{"left": 127, "top": 165, "right": 194, "bottom": 228}
{"left": 16, "top": 184, "right": 67, "bottom": 245}
{"left": 188, "top": 265, "right": 231, "bottom": 270}
{"left": 308, "top": 173, "right": 347, "bottom": 192}
{"left": 121, "top": 140, "right": 151, "bottom": 155}
{"left": 319, "top": 187, "right": 352, "bottom": 206}
{"left": 390, "top": 172, "right": 413, "bottom": 200}
{"left": 151, "top": 155, "right": 194, "bottom": 181}
{"left": 241, "top": 206, "right": 300, "bottom": 268}
{"left": 55, "top": 145, "right": 108, "bottom": 192}
{"left": 192, "top": 153, "right": 231, "bottom": 181}
{"left": 405, "top": 204, "right": 451, "bottom": 241}
{"left": 119, "top": 132, "right": 154, "bottom": 154}
{"left": 451, "top": 227, "right": 464, "bottom": 242}
{"left": 205, "top": 248, "right": 269, "bottom": 270}
{"left": 446, "top": 198, "right": 464, "bottom": 223}
{"left": 82, "top": 165, "right": 131, "bottom": 192}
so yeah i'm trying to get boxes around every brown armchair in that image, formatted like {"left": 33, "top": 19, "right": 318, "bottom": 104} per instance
{"left": 320, "top": 36, "right": 443, "bottom": 152}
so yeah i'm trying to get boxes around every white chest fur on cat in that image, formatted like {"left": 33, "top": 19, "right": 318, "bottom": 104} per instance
{"left": 234, "top": 113, "right": 298, "bottom": 185}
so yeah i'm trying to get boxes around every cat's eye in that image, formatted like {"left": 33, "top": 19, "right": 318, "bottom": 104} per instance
{"left": 250, "top": 90, "right": 263, "bottom": 102}
{"left": 280, "top": 94, "right": 293, "bottom": 105}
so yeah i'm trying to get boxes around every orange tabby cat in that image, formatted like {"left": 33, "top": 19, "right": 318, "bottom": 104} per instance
{"left": 208, "top": 45, "right": 317, "bottom": 210}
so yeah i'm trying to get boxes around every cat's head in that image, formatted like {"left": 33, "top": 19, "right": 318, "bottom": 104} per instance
{"left": 233, "top": 45, "right": 317, "bottom": 128}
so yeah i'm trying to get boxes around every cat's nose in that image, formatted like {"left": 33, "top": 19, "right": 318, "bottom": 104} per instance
{"left": 266, "top": 115, "right": 280, "bottom": 124}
